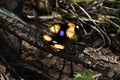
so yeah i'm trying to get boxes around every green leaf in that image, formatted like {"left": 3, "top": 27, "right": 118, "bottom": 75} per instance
{"left": 75, "top": 74, "right": 82, "bottom": 78}
{"left": 0, "top": 8, "right": 25, "bottom": 23}
{"left": 53, "top": 8, "right": 78, "bottom": 18}
{"left": 74, "top": 74, "right": 83, "bottom": 80}
{"left": 69, "top": 0, "right": 93, "bottom": 3}
{"left": 102, "top": 16, "right": 120, "bottom": 34}
{"left": 108, "top": 0, "right": 120, "bottom": 3}
{"left": 82, "top": 71, "right": 93, "bottom": 80}
{"left": 74, "top": 77, "right": 84, "bottom": 80}
{"left": 74, "top": 71, "right": 93, "bottom": 80}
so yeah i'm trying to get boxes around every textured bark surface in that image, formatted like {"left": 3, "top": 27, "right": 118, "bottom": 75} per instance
{"left": 0, "top": 0, "right": 120, "bottom": 80}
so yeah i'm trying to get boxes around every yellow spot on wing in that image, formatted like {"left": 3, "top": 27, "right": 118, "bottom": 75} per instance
{"left": 50, "top": 24, "right": 61, "bottom": 33}
{"left": 66, "top": 28, "right": 75, "bottom": 39}
{"left": 43, "top": 35, "right": 52, "bottom": 42}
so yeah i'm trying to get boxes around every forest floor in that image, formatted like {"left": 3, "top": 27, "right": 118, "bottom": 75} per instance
{"left": 0, "top": 0, "right": 120, "bottom": 80}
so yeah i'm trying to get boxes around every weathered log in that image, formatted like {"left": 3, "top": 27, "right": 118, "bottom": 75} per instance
{"left": 0, "top": 8, "right": 120, "bottom": 77}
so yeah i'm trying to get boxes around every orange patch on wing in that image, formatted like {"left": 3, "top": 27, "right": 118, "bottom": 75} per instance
{"left": 51, "top": 44, "right": 65, "bottom": 50}
{"left": 68, "top": 22, "right": 76, "bottom": 28}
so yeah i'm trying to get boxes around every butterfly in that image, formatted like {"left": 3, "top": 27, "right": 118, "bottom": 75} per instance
{"left": 43, "top": 22, "right": 79, "bottom": 50}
